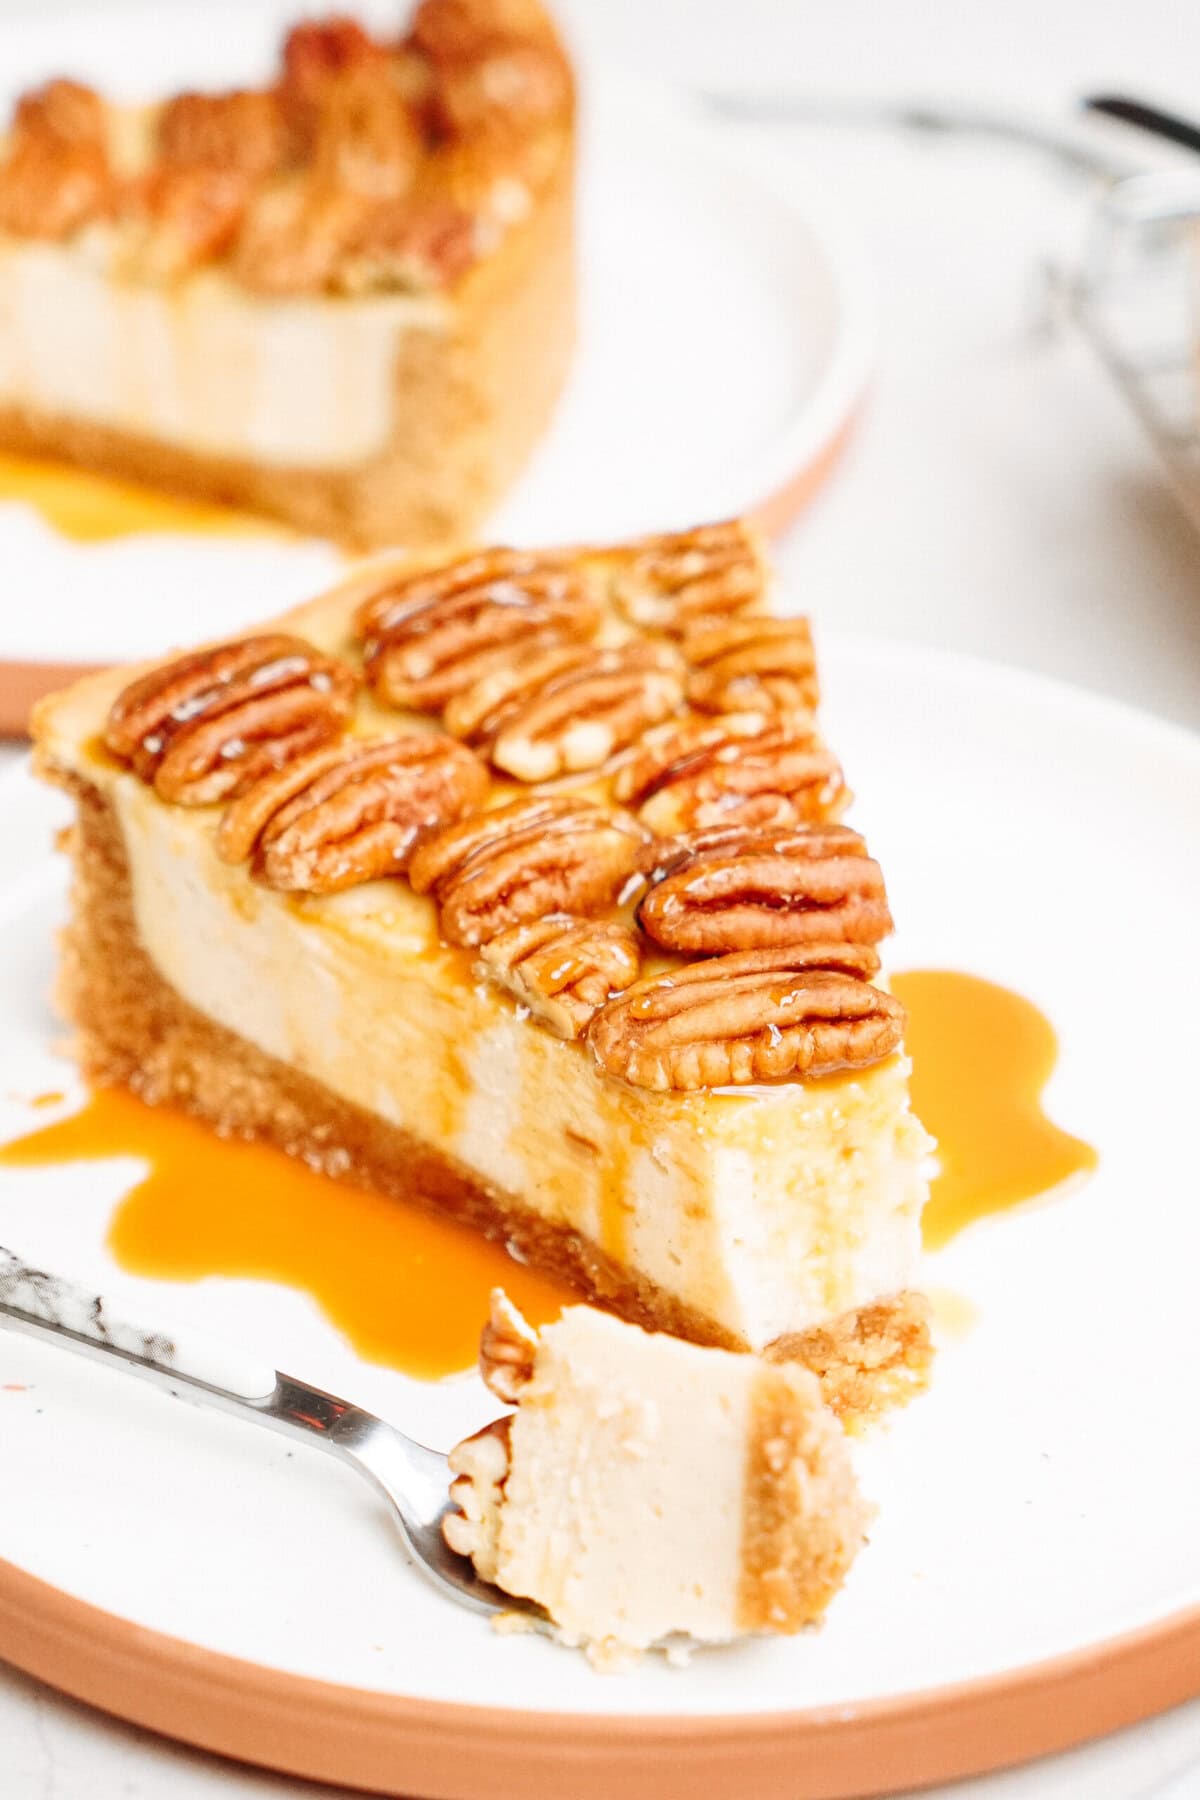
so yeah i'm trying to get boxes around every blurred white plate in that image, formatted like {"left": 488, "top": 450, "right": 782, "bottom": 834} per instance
{"left": 0, "top": 638, "right": 1198, "bottom": 1798}
{"left": 0, "top": 0, "right": 872, "bottom": 680}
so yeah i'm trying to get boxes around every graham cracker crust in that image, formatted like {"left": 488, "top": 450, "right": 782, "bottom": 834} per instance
{"left": 50, "top": 769, "right": 931, "bottom": 1420}
{"left": 737, "top": 1363, "right": 871, "bottom": 1633}
{"left": 0, "top": 144, "right": 575, "bottom": 552}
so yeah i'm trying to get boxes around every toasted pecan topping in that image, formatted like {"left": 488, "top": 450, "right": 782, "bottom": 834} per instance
{"left": 13, "top": 78, "right": 105, "bottom": 145}
{"left": 588, "top": 946, "right": 903, "bottom": 1091}
{"left": 129, "top": 164, "right": 257, "bottom": 280}
{"left": 613, "top": 712, "right": 846, "bottom": 836}
{"left": 334, "top": 192, "right": 478, "bottom": 292}
{"left": 104, "top": 635, "right": 359, "bottom": 806}
{"left": 409, "top": 794, "right": 648, "bottom": 946}
{"left": 157, "top": 90, "right": 288, "bottom": 178}
{"left": 215, "top": 732, "right": 487, "bottom": 892}
{"left": 230, "top": 176, "right": 369, "bottom": 295}
{"left": 412, "top": 0, "right": 572, "bottom": 142}
{"left": 0, "top": 80, "right": 112, "bottom": 240}
{"left": 280, "top": 17, "right": 393, "bottom": 146}
{"left": 479, "top": 1289, "right": 539, "bottom": 1400}
{"left": 637, "top": 823, "right": 893, "bottom": 954}
{"left": 357, "top": 549, "right": 600, "bottom": 712}
{"left": 447, "top": 640, "right": 684, "bottom": 781}
{"left": 480, "top": 914, "right": 641, "bottom": 1038}
{"left": 0, "top": 0, "right": 569, "bottom": 290}
{"left": 609, "top": 519, "right": 766, "bottom": 635}
{"left": 137, "top": 91, "right": 285, "bottom": 278}
{"left": 683, "top": 615, "right": 819, "bottom": 715}
{"left": 444, "top": 1414, "right": 512, "bottom": 1579}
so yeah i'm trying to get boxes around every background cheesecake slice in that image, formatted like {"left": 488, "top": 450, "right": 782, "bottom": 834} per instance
{"left": 0, "top": 0, "right": 575, "bottom": 548}
{"left": 32, "top": 519, "right": 934, "bottom": 1420}
{"left": 444, "top": 1293, "right": 870, "bottom": 1660}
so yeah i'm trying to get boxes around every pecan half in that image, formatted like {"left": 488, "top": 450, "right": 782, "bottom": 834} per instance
{"left": 409, "top": 794, "right": 648, "bottom": 946}
{"left": 0, "top": 80, "right": 112, "bottom": 241}
{"left": 444, "top": 1415, "right": 512, "bottom": 1580}
{"left": 446, "top": 640, "right": 684, "bottom": 781}
{"left": 479, "top": 1289, "right": 539, "bottom": 1401}
{"left": 683, "top": 615, "right": 819, "bottom": 715}
{"left": 613, "top": 713, "right": 848, "bottom": 835}
{"left": 609, "top": 519, "right": 766, "bottom": 635}
{"left": 334, "top": 192, "right": 478, "bottom": 293}
{"left": 280, "top": 17, "right": 396, "bottom": 154}
{"left": 157, "top": 89, "right": 288, "bottom": 178}
{"left": 130, "top": 164, "right": 256, "bottom": 280}
{"left": 411, "top": 0, "right": 572, "bottom": 144}
{"left": 588, "top": 946, "right": 903, "bottom": 1091}
{"left": 480, "top": 914, "right": 641, "bottom": 1038}
{"left": 357, "top": 549, "right": 600, "bottom": 711}
{"left": 231, "top": 174, "right": 368, "bottom": 295}
{"left": 638, "top": 823, "right": 893, "bottom": 954}
{"left": 104, "top": 635, "right": 359, "bottom": 806}
{"left": 216, "top": 732, "right": 487, "bottom": 892}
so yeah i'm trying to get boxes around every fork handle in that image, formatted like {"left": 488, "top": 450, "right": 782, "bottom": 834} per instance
{"left": 0, "top": 1244, "right": 371, "bottom": 1452}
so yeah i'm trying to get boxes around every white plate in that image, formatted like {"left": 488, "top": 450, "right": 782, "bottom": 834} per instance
{"left": 0, "top": 636, "right": 1198, "bottom": 1789}
{"left": 0, "top": 0, "right": 872, "bottom": 668}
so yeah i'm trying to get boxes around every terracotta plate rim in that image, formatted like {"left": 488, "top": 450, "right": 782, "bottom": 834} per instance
{"left": 2, "top": 1556, "right": 1198, "bottom": 1799}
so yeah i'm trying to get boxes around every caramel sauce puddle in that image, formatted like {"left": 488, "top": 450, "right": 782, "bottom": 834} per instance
{"left": 892, "top": 969, "right": 1097, "bottom": 1252}
{"left": 0, "top": 451, "right": 283, "bottom": 542}
{"left": 0, "top": 1086, "right": 574, "bottom": 1380}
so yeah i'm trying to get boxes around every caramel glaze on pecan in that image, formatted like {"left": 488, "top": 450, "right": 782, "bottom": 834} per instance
{"left": 104, "top": 635, "right": 360, "bottom": 806}
{"left": 609, "top": 519, "right": 766, "bottom": 635}
{"left": 215, "top": 732, "right": 488, "bottom": 893}
{"left": 479, "top": 914, "right": 641, "bottom": 1039}
{"left": 683, "top": 615, "right": 819, "bottom": 716}
{"left": 587, "top": 944, "right": 902, "bottom": 1092}
{"left": 0, "top": 80, "right": 113, "bottom": 240}
{"left": 130, "top": 89, "right": 290, "bottom": 279}
{"left": 231, "top": 25, "right": 431, "bottom": 297}
{"left": 444, "top": 639, "right": 684, "bottom": 781}
{"left": 637, "top": 823, "right": 893, "bottom": 955}
{"left": 612, "top": 712, "right": 847, "bottom": 836}
{"left": 409, "top": 794, "right": 648, "bottom": 947}
{"left": 356, "top": 549, "right": 601, "bottom": 712}
{"left": 413, "top": 0, "right": 574, "bottom": 145}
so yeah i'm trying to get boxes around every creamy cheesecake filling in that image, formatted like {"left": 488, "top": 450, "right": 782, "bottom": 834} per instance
{"left": 0, "top": 238, "right": 445, "bottom": 468}
{"left": 84, "top": 766, "right": 931, "bottom": 1350}
{"left": 493, "top": 1308, "right": 757, "bottom": 1646}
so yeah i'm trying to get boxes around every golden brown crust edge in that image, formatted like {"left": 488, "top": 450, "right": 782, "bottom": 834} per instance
{"left": 737, "top": 1363, "right": 871, "bottom": 1633}
{"left": 0, "top": 131, "right": 575, "bottom": 550}
{"left": 47, "top": 767, "right": 930, "bottom": 1420}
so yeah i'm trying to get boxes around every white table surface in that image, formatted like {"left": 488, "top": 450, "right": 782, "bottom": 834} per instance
{"left": 1, "top": 0, "right": 1198, "bottom": 1794}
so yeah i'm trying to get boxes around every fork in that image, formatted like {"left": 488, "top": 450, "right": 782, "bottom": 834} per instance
{"left": 0, "top": 1245, "right": 545, "bottom": 1630}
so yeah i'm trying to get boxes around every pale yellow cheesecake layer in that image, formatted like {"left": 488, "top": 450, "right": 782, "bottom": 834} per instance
{"left": 0, "top": 238, "right": 445, "bottom": 468}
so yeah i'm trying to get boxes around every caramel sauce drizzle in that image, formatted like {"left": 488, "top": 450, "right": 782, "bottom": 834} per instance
{"left": 0, "top": 451, "right": 281, "bottom": 542}
{"left": 893, "top": 969, "right": 1098, "bottom": 1251}
{"left": 0, "top": 1086, "right": 574, "bottom": 1379}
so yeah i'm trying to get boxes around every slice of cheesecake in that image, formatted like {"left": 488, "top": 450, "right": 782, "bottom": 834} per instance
{"left": 443, "top": 1292, "right": 870, "bottom": 1660}
{"left": 32, "top": 518, "right": 934, "bottom": 1420}
{"left": 0, "top": 0, "right": 574, "bottom": 547}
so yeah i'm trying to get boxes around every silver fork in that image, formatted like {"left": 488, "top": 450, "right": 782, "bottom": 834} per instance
{"left": 0, "top": 1245, "right": 545, "bottom": 1630}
